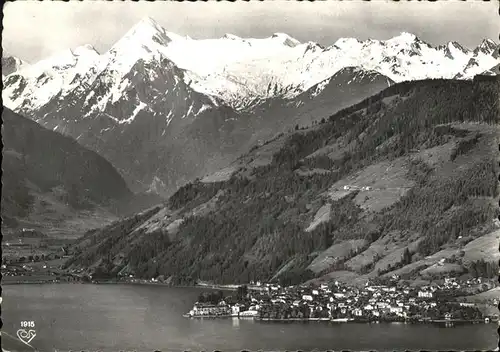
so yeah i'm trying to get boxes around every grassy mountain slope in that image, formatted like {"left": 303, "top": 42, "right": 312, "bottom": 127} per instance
{"left": 66, "top": 77, "right": 500, "bottom": 286}
{"left": 1, "top": 107, "right": 157, "bottom": 236}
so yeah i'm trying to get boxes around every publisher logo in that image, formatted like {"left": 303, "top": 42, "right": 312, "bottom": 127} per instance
{"left": 17, "top": 321, "right": 36, "bottom": 345}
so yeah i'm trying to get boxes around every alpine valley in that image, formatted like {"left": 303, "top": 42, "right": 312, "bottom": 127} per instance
{"left": 3, "top": 17, "right": 499, "bottom": 197}
{"left": 2, "top": 17, "right": 500, "bottom": 287}
{"left": 1, "top": 107, "right": 162, "bottom": 238}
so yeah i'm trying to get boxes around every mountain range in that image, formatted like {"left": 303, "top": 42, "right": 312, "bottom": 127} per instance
{"left": 4, "top": 19, "right": 498, "bottom": 110}
{"left": 3, "top": 17, "right": 498, "bottom": 196}
{"left": 64, "top": 76, "right": 500, "bottom": 285}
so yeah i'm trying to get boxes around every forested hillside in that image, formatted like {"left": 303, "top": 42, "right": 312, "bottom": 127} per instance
{"left": 66, "top": 77, "right": 500, "bottom": 286}
{"left": 1, "top": 108, "right": 156, "bottom": 234}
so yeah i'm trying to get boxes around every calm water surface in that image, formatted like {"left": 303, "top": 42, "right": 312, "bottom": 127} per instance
{"left": 2, "top": 284, "right": 497, "bottom": 352}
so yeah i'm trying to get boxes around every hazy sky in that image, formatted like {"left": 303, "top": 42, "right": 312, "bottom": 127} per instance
{"left": 3, "top": 0, "right": 498, "bottom": 63}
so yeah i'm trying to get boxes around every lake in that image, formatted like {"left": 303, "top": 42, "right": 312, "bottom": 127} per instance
{"left": 2, "top": 284, "right": 497, "bottom": 352}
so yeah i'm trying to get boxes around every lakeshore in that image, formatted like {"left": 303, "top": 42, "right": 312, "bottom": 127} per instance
{"left": 184, "top": 313, "right": 492, "bottom": 325}
{"left": 255, "top": 318, "right": 490, "bottom": 324}
{"left": 3, "top": 283, "right": 498, "bottom": 352}
{"left": 1, "top": 274, "right": 235, "bottom": 290}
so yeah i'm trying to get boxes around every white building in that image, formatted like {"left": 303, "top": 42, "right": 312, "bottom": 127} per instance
{"left": 418, "top": 291, "right": 433, "bottom": 298}
{"left": 240, "top": 310, "right": 259, "bottom": 317}
{"left": 353, "top": 308, "right": 363, "bottom": 316}
{"left": 190, "top": 304, "right": 231, "bottom": 317}
{"left": 390, "top": 306, "right": 403, "bottom": 314}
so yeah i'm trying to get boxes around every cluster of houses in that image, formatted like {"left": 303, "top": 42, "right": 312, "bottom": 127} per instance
{"left": 185, "top": 278, "right": 498, "bottom": 323}
{"left": 254, "top": 282, "right": 422, "bottom": 321}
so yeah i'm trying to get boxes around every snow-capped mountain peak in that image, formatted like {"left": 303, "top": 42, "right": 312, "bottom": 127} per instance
{"left": 270, "top": 33, "right": 301, "bottom": 47}
{"left": 104, "top": 18, "right": 179, "bottom": 75}
{"left": 136, "top": 16, "right": 166, "bottom": 33}
{"left": 388, "top": 31, "right": 418, "bottom": 43}
{"left": 333, "top": 37, "right": 362, "bottom": 50}
{"left": 111, "top": 17, "right": 174, "bottom": 51}
{"left": 474, "top": 39, "right": 498, "bottom": 55}
{"left": 109, "top": 17, "right": 189, "bottom": 60}
{"left": 448, "top": 41, "right": 469, "bottom": 54}
{"left": 23, "top": 44, "right": 100, "bottom": 74}
{"left": 384, "top": 32, "right": 427, "bottom": 50}
{"left": 221, "top": 33, "right": 242, "bottom": 40}
{"left": 2, "top": 54, "right": 29, "bottom": 77}
{"left": 74, "top": 44, "right": 100, "bottom": 57}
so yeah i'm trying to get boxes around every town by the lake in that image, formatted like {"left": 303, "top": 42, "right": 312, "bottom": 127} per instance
{"left": 184, "top": 277, "right": 499, "bottom": 325}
